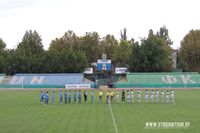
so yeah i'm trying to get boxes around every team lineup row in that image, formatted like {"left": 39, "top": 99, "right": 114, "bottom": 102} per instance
{"left": 39, "top": 89, "right": 175, "bottom": 104}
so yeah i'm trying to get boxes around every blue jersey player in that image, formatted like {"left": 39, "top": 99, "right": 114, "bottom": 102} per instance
{"left": 52, "top": 91, "right": 55, "bottom": 104}
{"left": 59, "top": 91, "right": 63, "bottom": 104}
{"left": 68, "top": 90, "right": 71, "bottom": 103}
{"left": 64, "top": 90, "right": 67, "bottom": 104}
{"left": 74, "top": 90, "right": 77, "bottom": 103}
{"left": 44, "top": 91, "right": 47, "bottom": 104}
{"left": 45, "top": 91, "right": 49, "bottom": 104}
{"left": 78, "top": 90, "right": 81, "bottom": 103}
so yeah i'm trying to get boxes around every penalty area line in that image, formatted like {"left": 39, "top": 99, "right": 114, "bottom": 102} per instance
{"left": 108, "top": 102, "right": 118, "bottom": 133}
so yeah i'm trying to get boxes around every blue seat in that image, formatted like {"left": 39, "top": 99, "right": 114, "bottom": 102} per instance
{"left": 5, "top": 73, "right": 92, "bottom": 85}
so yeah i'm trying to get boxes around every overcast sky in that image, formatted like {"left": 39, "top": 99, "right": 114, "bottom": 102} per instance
{"left": 0, "top": 0, "right": 200, "bottom": 49}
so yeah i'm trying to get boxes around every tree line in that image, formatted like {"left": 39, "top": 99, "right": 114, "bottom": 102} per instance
{"left": 0, "top": 26, "right": 200, "bottom": 74}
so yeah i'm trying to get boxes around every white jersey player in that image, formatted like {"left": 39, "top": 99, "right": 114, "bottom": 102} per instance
{"left": 145, "top": 89, "right": 149, "bottom": 103}
{"left": 127, "top": 90, "right": 131, "bottom": 103}
{"left": 116, "top": 90, "right": 119, "bottom": 103}
{"left": 155, "top": 90, "right": 159, "bottom": 103}
{"left": 137, "top": 89, "right": 141, "bottom": 103}
{"left": 166, "top": 90, "right": 170, "bottom": 103}
{"left": 161, "top": 90, "right": 164, "bottom": 103}
{"left": 150, "top": 90, "right": 154, "bottom": 103}
{"left": 131, "top": 89, "right": 134, "bottom": 103}
{"left": 170, "top": 90, "right": 175, "bottom": 104}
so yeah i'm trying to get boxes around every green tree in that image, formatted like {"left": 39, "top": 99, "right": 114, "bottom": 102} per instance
{"left": 120, "top": 28, "right": 127, "bottom": 41}
{"left": 79, "top": 32, "right": 101, "bottom": 63}
{"left": 49, "top": 32, "right": 89, "bottom": 72}
{"left": 129, "top": 29, "right": 172, "bottom": 72}
{"left": 113, "top": 40, "right": 132, "bottom": 67}
{"left": 4, "top": 49, "right": 21, "bottom": 75}
{"left": 143, "top": 30, "right": 172, "bottom": 71}
{"left": 100, "top": 34, "right": 118, "bottom": 60}
{"left": 49, "top": 30, "right": 80, "bottom": 51}
{"left": 128, "top": 40, "right": 140, "bottom": 71}
{"left": 15, "top": 30, "right": 45, "bottom": 73}
{"left": 0, "top": 38, "right": 6, "bottom": 72}
{"left": 47, "top": 47, "right": 88, "bottom": 73}
{"left": 180, "top": 29, "right": 200, "bottom": 72}
{"left": 157, "top": 25, "right": 173, "bottom": 46}
{"left": 17, "top": 30, "right": 44, "bottom": 55}
{"left": 0, "top": 38, "right": 6, "bottom": 52}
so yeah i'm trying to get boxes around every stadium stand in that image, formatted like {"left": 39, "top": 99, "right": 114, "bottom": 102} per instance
{"left": 115, "top": 72, "right": 200, "bottom": 88}
{"left": 1, "top": 72, "right": 200, "bottom": 88}
{"left": 0, "top": 73, "right": 94, "bottom": 88}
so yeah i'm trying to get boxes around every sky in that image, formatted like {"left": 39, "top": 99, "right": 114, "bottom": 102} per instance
{"left": 0, "top": 0, "right": 200, "bottom": 50}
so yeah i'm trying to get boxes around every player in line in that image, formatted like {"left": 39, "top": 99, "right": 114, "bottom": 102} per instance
{"left": 145, "top": 89, "right": 149, "bottom": 103}
{"left": 106, "top": 90, "right": 110, "bottom": 103}
{"left": 99, "top": 90, "right": 103, "bottom": 103}
{"left": 52, "top": 91, "right": 55, "bottom": 104}
{"left": 43, "top": 91, "right": 49, "bottom": 104}
{"left": 78, "top": 90, "right": 82, "bottom": 103}
{"left": 59, "top": 90, "right": 63, "bottom": 104}
{"left": 166, "top": 90, "right": 170, "bottom": 103}
{"left": 110, "top": 90, "right": 114, "bottom": 103}
{"left": 127, "top": 90, "right": 131, "bottom": 103}
{"left": 137, "top": 89, "right": 141, "bottom": 103}
{"left": 64, "top": 90, "right": 67, "bottom": 104}
{"left": 161, "top": 90, "right": 164, "bottom": 103}
{"left": 45, "top": 91, "right": 49, "bottom": 104}
{"left": 74, "top": 90, "right": 77, "bottom": 103}
{"left": 68, "top": 90, "right": 71, "bottom": 103}
{"left": 155, "top": 90, "right": 159, "bottom": 103}
{"left": 171, "top": 90, "right": 175, "bottom": 104}
{"left": 84, "top": 90, "right": 88, "bottom": 103}
{"left": 122, "top": 90, "right": 125, "bottom": 102}
{"left": 131, "top": 89, "right": 134, "bottom": 103}
{"left": 116, "top": 90, "right": 119, "bottom": 103}
{"left": 91, "top": 90, "right": 94, "bottom": 103}
{"left": 150, "top": 90, "right": 154, "bottom": 103}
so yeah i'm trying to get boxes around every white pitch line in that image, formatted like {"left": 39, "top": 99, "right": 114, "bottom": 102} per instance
{"left": 108, "top": 102, "right": 118, "bottom": 133}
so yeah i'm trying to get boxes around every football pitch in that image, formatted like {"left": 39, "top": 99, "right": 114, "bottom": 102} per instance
{"left": 0, "top": 89, "right": 200, "bottom": 133}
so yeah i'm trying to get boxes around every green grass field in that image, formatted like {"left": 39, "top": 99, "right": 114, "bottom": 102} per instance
{"left": 0, "top": 89, "right": 200, "bottom": 133}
